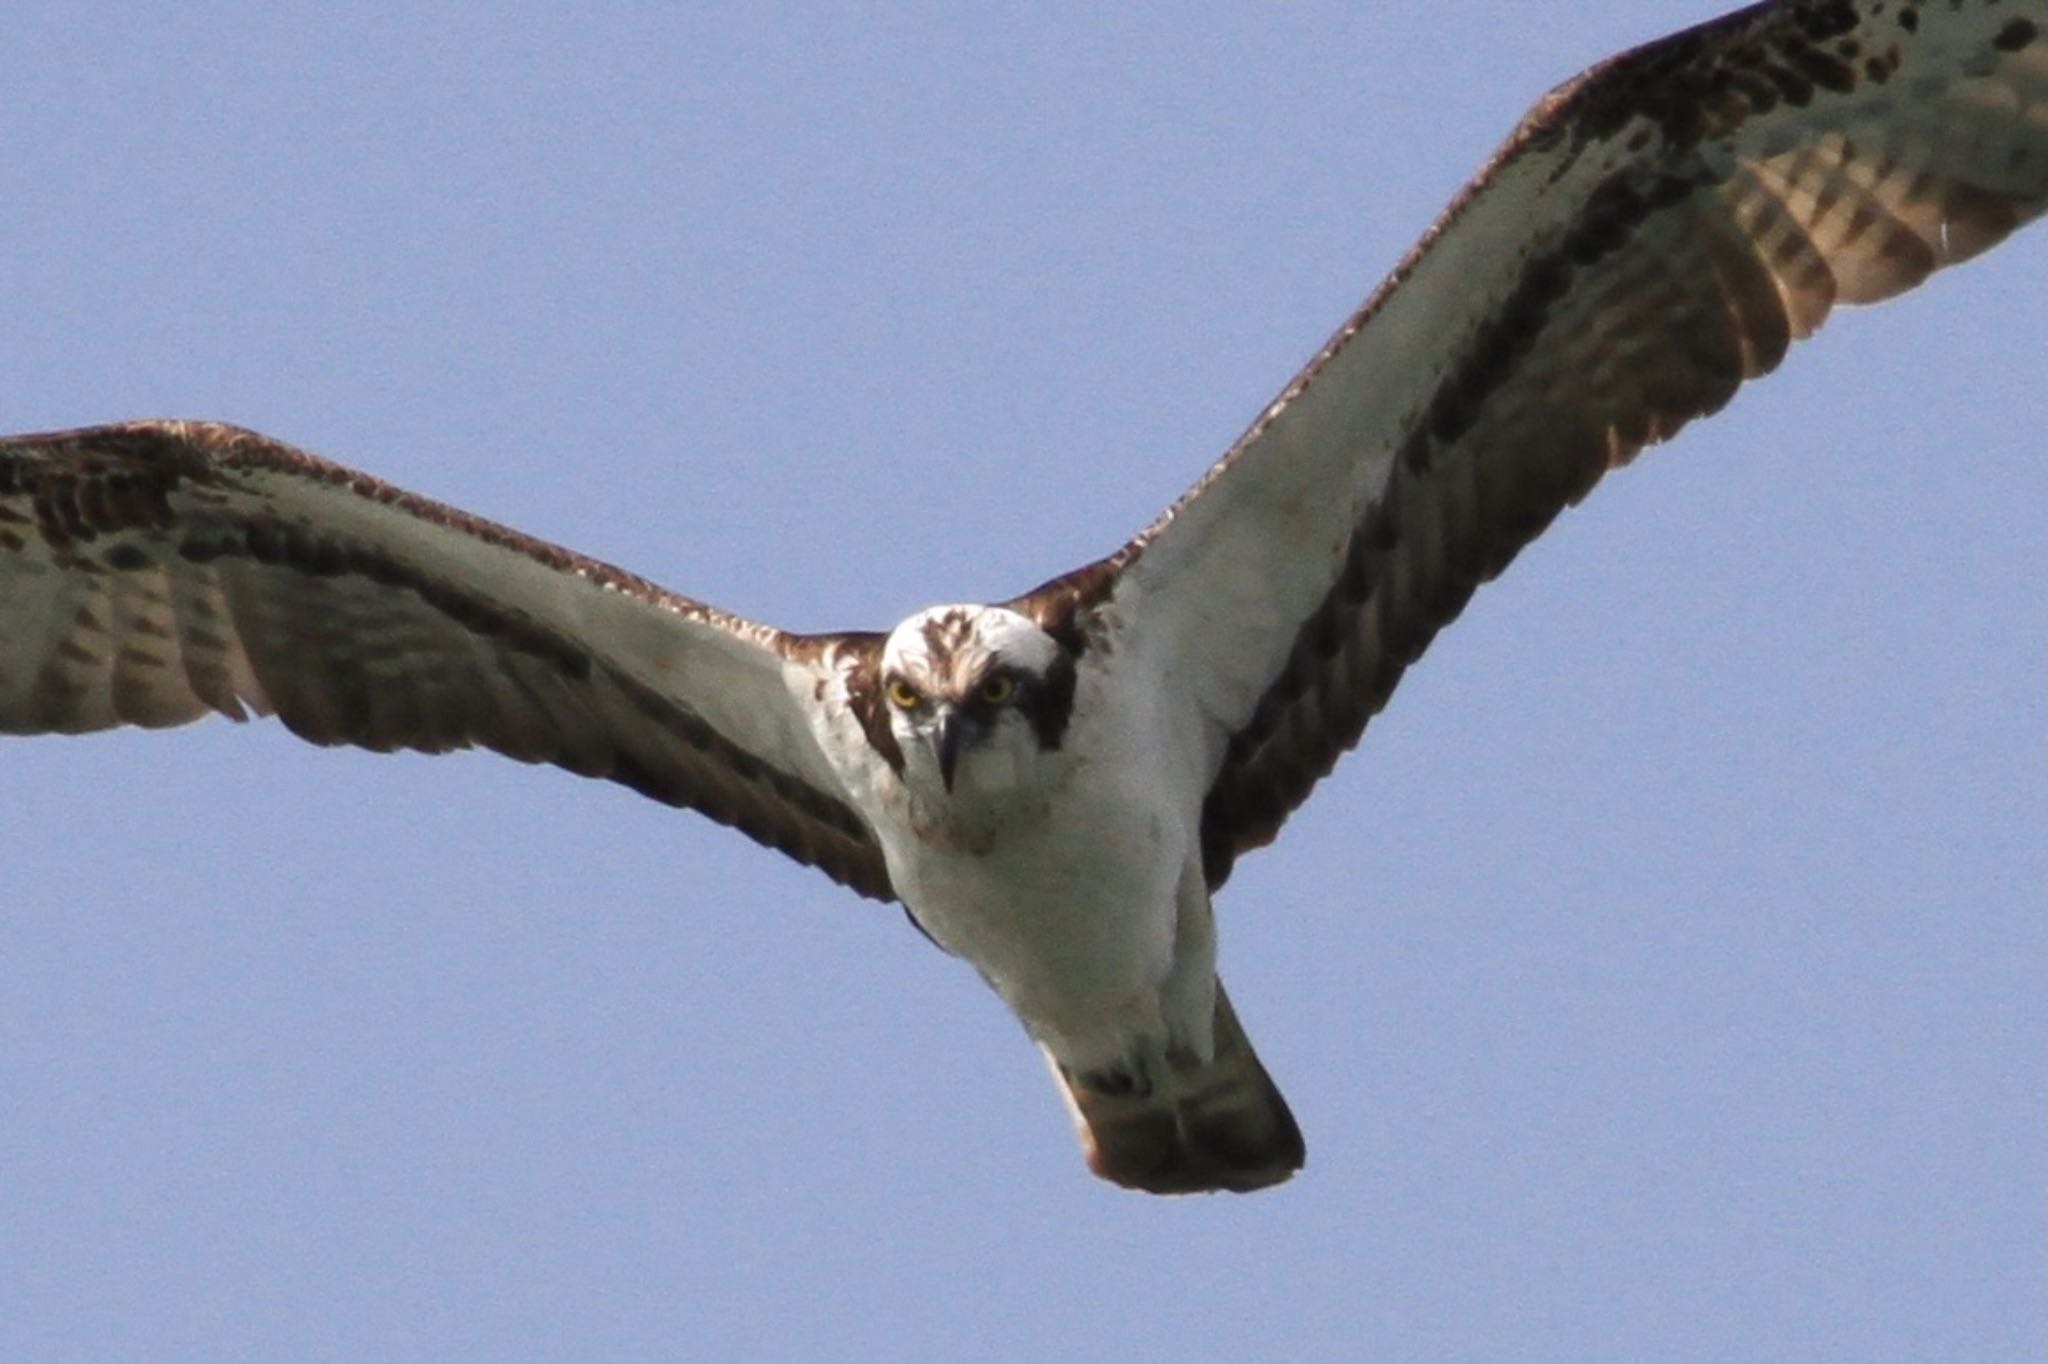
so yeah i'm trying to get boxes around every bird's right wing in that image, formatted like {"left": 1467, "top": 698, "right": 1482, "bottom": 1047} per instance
{"left": 0, "top": 421, "right": 894, "bottom": 901}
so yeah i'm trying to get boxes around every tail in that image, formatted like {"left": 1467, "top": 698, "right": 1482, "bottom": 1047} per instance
{"left": 1050, "top": 983, "right": 1303, "bottom": 1195}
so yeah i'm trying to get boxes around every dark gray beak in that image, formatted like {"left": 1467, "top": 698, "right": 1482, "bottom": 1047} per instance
{"left": 934, "top": 708, "right": 980, "bottom": 793}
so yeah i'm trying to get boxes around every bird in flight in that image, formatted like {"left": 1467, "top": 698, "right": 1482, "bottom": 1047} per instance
{"left": 4, "top": 0, "right": 2043, "bottom": 1194}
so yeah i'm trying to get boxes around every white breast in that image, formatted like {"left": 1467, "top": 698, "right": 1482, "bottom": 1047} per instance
{"left": 823, "top": 654, "right": 1200, "bottom": 1067}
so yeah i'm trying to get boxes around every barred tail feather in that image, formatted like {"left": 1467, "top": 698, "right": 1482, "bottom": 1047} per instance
{"left": 1052, "top": 983, "right": 1303, "bottom": 1195}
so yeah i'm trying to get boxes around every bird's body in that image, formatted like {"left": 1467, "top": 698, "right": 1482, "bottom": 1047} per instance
{"left": 854, "top": 649, "right": 1184, "bottom": 1061}
{"left": 4, "top": 0, "right": 2044, "bottom": 1193}
{"left": 803, "top": 605, "right": 1303, "bottom": 1188}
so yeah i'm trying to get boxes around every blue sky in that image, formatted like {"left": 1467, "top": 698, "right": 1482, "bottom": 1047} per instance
{"left": 2, "top": 4, "right": 2041, "bottom": 1360}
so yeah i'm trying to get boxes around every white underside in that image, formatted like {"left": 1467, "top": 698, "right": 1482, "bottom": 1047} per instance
{"left": 809, "top": 645, "right": 1218, "bottom": 1072}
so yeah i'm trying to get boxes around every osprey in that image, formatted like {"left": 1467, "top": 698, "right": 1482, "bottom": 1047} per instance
{"left": 3, "top": 1, "right": 2043, "bottom": 1194}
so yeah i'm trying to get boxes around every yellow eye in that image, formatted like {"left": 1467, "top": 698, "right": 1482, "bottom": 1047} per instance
{"left": 978, "top": 674, "right": 1016, "bottom": 706}
{"left": 886, "top": 678, "right": 921, "bottom": 710}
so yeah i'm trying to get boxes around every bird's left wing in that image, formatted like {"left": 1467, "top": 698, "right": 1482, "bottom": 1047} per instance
{"left": 1013, "top": 0, "right": 2048, "bottom": 888}
{"left": 0, "top": 421, "right": 893, "bottom": 900}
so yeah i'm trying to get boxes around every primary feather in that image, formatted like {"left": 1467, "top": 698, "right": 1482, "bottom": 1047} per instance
{"left": 5, "top": 0, "right": 2043, "bottom": 1192}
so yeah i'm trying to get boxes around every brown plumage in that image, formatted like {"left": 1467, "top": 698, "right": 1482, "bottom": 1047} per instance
{"left": 1013, "top": 0, "right": 2048, "bottom": 891}
{"left": 4, "top": 1, "right": 2044, "bottom": 1193}
{"left": 0, "top": 421, "right": 894, "bottom": 900}
{"left": 1054, "top": 987, "right": 1304, "bottom": 1195}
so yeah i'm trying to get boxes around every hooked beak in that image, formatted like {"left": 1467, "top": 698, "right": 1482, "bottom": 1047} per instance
{"left": 933, "top": 707, "right": 980, "bottom": 793}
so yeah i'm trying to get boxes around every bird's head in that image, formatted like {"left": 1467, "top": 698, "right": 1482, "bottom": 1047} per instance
{"left": 876, "top": 604, "right": 1075, "bottom": 800}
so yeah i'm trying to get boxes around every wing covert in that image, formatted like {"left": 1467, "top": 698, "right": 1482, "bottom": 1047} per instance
{"left": 0, "top": 421, "right": 894, "bottom": 901}
{"left": 1015, "top": 0, "right": 2047, "bottom": 888}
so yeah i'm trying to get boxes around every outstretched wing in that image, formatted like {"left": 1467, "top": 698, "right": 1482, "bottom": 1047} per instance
{"left": 0, "top": 421, "right": 893, "bottom": 901}
{"left": 1016, "top": 0, "right": 2048, "bottom": 887}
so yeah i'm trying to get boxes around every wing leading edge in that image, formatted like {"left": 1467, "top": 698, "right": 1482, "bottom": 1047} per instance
{"left": 1012, "top": 0, "right": 2047, "bottom": 887}
{"left": 0, "top": 421, "right": 894, "bottom": 900}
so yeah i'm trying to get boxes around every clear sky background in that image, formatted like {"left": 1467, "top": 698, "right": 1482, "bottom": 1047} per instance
{"left": 2, "top": 4, "right": 2041, "bottom": 1361}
